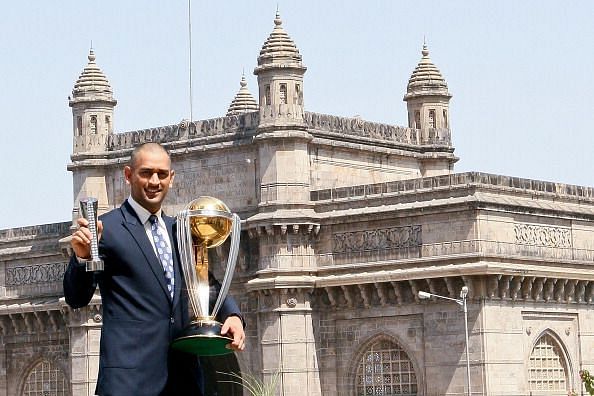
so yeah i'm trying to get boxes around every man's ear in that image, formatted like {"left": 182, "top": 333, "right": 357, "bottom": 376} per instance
{"left": 124, "top": 166, "right": 132, "bottom": 185}
{"left": 169, "top": 169, "right": 175, "bottom": 187}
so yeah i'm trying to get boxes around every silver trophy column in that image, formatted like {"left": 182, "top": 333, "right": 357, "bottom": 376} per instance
{"left": 79, "top": 197, "right": 104, "bottom": 272}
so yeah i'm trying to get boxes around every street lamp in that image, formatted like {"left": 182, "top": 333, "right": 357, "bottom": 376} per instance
{"left": 418, "top": 286, "right": 471, "bottom": 396}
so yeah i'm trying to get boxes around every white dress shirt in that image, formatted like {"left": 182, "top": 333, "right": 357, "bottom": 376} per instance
{"left": 127, "top": 196, "right": 173, "bottom": 258}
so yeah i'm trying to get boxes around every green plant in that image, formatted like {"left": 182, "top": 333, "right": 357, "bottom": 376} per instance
{"left": 581, "top": 370, "right": 594, "bottom": 395}
{"left": 218, "top": 369, "right": 281, "bottom": 396}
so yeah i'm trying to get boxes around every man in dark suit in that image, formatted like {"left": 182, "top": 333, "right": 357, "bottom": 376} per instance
{"left": 64, "top": 142, "right": 245, "bottom": 396}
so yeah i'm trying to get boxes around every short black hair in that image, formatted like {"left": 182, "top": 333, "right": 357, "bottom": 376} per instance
{"left": 128, "top": 143, "right": 170, "bottom": 168}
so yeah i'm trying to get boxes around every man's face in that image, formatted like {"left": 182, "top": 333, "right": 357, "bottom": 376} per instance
{"left": 124, "top": 148, "right": 175, "bottom": 213}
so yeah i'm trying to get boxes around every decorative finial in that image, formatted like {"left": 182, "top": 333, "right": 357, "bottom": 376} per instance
{"left": 422, "top": 39, "right": 429, "bottom": 57}
{"left": 274, "top": 7, "right": 282, "bottom": 26}
{"left": 240, "top": 74, "right": 247, "bottom": 87}
{"left": 88, "top": 48, "right": 96, "bottom": 62}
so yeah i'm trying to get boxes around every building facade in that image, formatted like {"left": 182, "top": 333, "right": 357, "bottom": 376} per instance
{"left": 1, "top": 12, "right": 593, "bottom": 396}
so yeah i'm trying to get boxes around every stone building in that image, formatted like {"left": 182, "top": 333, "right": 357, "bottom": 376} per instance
{"left": 1, "top": 11, "right": 593, "bottom": 396}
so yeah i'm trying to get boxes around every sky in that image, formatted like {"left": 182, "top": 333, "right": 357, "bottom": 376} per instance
{"left": 1, "top": 1, "right": 593, "bottom": 229}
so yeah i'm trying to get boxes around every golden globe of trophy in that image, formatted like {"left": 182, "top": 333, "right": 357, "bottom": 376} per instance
{"left": 171, "top": 196, "right": 241, "bottom": 356}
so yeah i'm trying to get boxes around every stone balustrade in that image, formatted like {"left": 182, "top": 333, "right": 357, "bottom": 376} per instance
{"left": 304, "top": 111, "right": 451, "bottom": 146}
{"left": 311, "top": 172, "right": 594, "bottom": 202}
{"left": 99, "top": 110, "right": 452, "bottom": 153}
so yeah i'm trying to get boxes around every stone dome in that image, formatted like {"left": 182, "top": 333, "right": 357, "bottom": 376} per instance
{"left": 256, "top": 11, "right": 303, "bottom": 68}
{"left": 71, "top": 49, "right": 115, "bottom": 102}
{"left": 226, "top": 75, "right": 259, "bottom": 116}
{"left": 404, "top": 43, "right": 451, "bottom": 100}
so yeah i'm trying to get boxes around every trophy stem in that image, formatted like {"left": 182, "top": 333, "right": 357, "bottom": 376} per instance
{"left": 194, "top": 243, "right": 210, "bottom": 320}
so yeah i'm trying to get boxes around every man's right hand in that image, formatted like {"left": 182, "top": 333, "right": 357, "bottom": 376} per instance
{"left": 71, "top": 217, "right": 103, "bottom": 259}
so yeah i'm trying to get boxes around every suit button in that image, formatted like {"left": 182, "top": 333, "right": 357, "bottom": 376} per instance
{"left": 170, "top": 317, "right": 175, "bottom": 324}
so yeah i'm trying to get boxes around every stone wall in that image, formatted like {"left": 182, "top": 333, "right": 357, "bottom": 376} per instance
{"left": 311, "top": 146, "right": 421, "bottom": 190}
{"left": 480, "top": 301, "right": 588, "bottom": 395}
{"left": 2, "top": 331, "right": 70, "bottom": 396}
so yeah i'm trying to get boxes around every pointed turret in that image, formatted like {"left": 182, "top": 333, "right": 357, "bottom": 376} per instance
{"left": 68, "top": 49, "right": 115, "bottom": 222}
{"left": 404, "top": 42, "right": 451, "bottom": 130}
{"left": 256, "top": 10, "right": 303, "bottom": 67}
{"left": 69, "top": 49, "right": 116, "bottom": 154}
{"left": 71, "top": 49, "right": 116, "bottom": 103}
{"left": 226, "top": 74, "right": 259, "bottom": 116}
{"left": 254, "top": 11, "right": 306, "bottom": 127}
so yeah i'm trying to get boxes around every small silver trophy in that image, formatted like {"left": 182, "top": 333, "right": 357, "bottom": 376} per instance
{"left": 79, "top": 197, "right": 104, "bottom": 272}
{"left": 171, "top": 196, "right": 241, "bottom": 356}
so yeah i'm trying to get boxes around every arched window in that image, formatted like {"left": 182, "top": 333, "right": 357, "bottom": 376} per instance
{"left": 355, "top": 337, "right": 418, "bottom": 396}
{"left": 105, "top": 115, "right": 111, "bottom": 134}
{"left": 428, "top": 109, "right": 436, "bottom": 128}
{"left": 90, "top": 115, "right": 97, "bottom": 135}
{"left": 414, "top": 111, "right": 421, "bottom": 129}
{"left": 22, "top": 359, "right": 68, "bottom": 396}
{"left": 295, "top": 83, "right": 302, "bottom": 104}
{"left": 279, "top": 83, "right": 287, "bottom": 104}
{"left": 76, "top": 116, "right": 82, "bottom": 136}
{"left": 265, "top": 85, "right": 271, "bottom": 105}
{"left": 528, "top": 333, "right": 570, "bottom": 393}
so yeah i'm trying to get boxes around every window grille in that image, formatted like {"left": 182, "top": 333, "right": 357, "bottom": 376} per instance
{"left": 22, "top": 360, "right": 68, "bottom": 396}
{"left": 90, "top": 115, "right": 97, "bottom": 135}
{"left": 428, "top": 109, "right": 436, "bottom": 128}
{"left": 528, "top": 333, "right": 569, "bottom": 393}
{"left": 355, "top": 339, "right": 418, "bottom": 396}
{"left": 279, "top": 84, "right": 287, "bottom": 104}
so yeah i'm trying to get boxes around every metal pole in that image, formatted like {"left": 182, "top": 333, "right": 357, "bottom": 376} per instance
{"left": 463, "top": 292, "right": 471, "bottom": 396}
{"left": 419, "top": 287, "right": 472, "bottom": 395}
{"left": 188, "top": 0, "right": 193, "bottom": 122}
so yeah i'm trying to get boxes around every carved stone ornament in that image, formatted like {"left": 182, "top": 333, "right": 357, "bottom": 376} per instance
{"left": 286, "top": 297, "right": 298, "bottom": 308}
{"left": 333, "top": 225, "right": 421, "bottom": 254}
{"left": 5, "top": 263, "right": 67, "bottom": 286}
{"left": 514, "top": 224, "right": 571, "bottom": 248}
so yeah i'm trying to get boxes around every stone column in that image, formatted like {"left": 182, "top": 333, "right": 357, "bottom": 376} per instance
{"left": 0, "top": 328, "right": 6, "bottom": 396}
{"left": 258, "top": 288, "right": 321, "bottom": 396}
{"left": 63, "top": 302, "right": 102, "bottom": 396}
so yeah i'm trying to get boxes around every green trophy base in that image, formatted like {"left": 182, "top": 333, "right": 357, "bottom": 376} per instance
{"left": 171, "top": 320, "right": 233, "bottom": 356}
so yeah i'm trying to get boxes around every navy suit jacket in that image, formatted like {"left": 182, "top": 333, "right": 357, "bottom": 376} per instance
{"left": 63, "top": 200, "right": 241, "bottom": 396}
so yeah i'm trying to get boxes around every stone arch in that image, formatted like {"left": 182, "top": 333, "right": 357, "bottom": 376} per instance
{"left": 350, "top": 333, "right": 420, "bottom": 396}
{"left": 527, "top": 329, "right": 572, "bottom": 394}
{"left": 18, "top": 357, "right": 70, "bottom": 396}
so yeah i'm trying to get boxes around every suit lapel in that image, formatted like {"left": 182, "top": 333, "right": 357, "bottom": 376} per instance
{"left": 120, "top": 201, "right": 172, "bottom": 302}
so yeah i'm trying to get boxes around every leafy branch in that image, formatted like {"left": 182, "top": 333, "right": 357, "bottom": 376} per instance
{"left": 581, "top": 370, "right": 594, "bottom": 395}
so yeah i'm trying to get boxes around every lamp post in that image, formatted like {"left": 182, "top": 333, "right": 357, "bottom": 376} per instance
{"left": 418, "top": 286, "right": 471, "bottom": 396}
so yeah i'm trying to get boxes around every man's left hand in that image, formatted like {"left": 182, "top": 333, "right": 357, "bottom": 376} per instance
{"left": 221, "top": 316, "right": 245, "bottom": 351}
